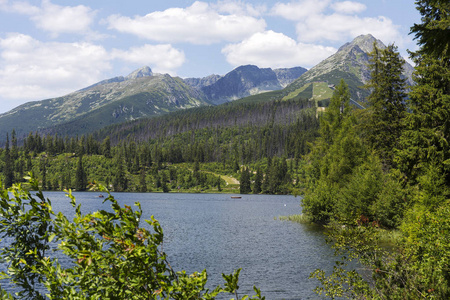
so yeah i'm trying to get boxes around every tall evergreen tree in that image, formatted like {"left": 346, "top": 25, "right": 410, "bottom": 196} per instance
{"left": 253, "top": 167, "right": 263, "bottom": 194}
{"left": 139, "top": 168, "right": 147, "bottom": 193}
{"left": 397, "top": 0, "right": 450, "bottom": 184}
{"left": 75, "top": 155, "right": 88, "bottom": 191}
{"left": 3, "top": 134, "right": 14, "bottom": 188}
{"left": 11, "top": 129, "right": 18, "bottom": 160}
{"left": 363, "top": 43, "right": 407, "bottom": 165}
{"left": 239, "top": 166, "right": 251, "bottom": 194}
{"left": 113, "top": 154, "right": 127, "bottom": 192}
{"left": 410, "top": 0, "right": 450, "bottom": 62}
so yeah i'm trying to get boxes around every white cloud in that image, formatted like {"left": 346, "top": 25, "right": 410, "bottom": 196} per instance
{"left": 331, "top": 1, "right": 366, "bottom": 14}
{"left": 271, "top": 0, "right": 331, "bottom": 21}
{"left": 0, "top": 33, "right": 111, "bottom": 105}
{"left": 222, "top": 30, "right": 336, "bottom": 69}
{"left": 296, "top": 13, "right": 402, "bottom": 45}
{"left": 112, "top": 44, "right": 185, "bottom": 75}
{"left": 2, "top": 0, "right": 96, "bottom": 37}
{"left": 32, "top": 0, "right": 96, "bottom": 36}
{"left": 106, "top": 1, "right": 266, "bottom": 44}
{"left": 272, "top": 0, "right": 404, "bottom": 47}
{"left": 213, "top": 0, "right": 266, "bottom": 17}
{"left": 0, "top": 33, "right": 189, "bottom": 110}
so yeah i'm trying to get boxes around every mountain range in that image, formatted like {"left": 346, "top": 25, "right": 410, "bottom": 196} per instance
{"left": 0, "top": 34, "right": 414, "bottom": 143}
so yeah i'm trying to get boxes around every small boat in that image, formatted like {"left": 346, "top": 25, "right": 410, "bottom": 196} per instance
{"left": 231, "top": 196, "right": 242, "bottom": 199}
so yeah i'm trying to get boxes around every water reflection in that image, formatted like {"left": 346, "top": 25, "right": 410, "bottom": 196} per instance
{"left": 1, "top": 191, "right": 336, "bottom": 299}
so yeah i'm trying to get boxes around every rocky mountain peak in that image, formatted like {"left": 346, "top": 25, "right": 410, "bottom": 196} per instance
{"left": 338, "top": 34, "right": 386, "bottom": 53}
{"left": 125, "top": 66, "right": 153, "bottom": 80}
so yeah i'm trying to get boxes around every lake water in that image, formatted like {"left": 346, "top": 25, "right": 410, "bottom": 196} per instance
{"left": 2, "top": 191, "right": 336, "bottom": 299}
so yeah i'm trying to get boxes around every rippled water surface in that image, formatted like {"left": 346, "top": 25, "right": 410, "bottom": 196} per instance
{"left": 3, "top": 191, "right": 336, "bottom": 299}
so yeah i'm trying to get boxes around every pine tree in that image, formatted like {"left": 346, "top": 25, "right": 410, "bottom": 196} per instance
{"left": 139, "top": 168, "right": 147, "bottom": 192}
{"left": 101, "top": 136, "right": 111, "bottom": 158}
{"left": 11, "top": 129, "right": 18, "bottom": 160}
{"left": 239, "top": 166, "right": 251, "bottom": 194}
{"left": 253, "top": 167, "right": 263, "bottom": 194}
{"left": 397, "top": 0, "right": 450, "bottom": 184}
{"left": 363, "top": 43, "right": 407, "bottom": 165}
{"left": 40, "top": 158, "right": 47, "bottom": 190}
{"left": 410, "top": 0, "right": 450, "bottom": 62}
{"left": 113, "top": 154, "right": 128, "bottom": 192}
{"left": 3, "top": 134, "right": 14, "bottom": 188}
{"left": 75, "top": 155, "right": 87, "bottom": 191}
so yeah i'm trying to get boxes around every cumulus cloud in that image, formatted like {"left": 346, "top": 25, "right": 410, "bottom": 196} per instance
{"left": 111, "top": 44, "right": 185, "bottom": 75}
{"left": 222, "top": 30, "right": 336, "bottom": 69}
{"left": 106, "top": 1, "right": 266, "bottom": 44}
{"left": 0, "top": 33, "right": 189, "bottom": 111}
{"left": 0, "top": 33, "right": 111, "bottom": 107}
{"left": 32, "top": 0, "right": 96, "bottom": 36}
{"left": 2, "top": 0, "right": 96, "bottom": 37}
{"left": 272, "top": 0, "right": 404, "bottom": 47}
{"left": 213, "top": 0, "right": 266, "bottom": 17}
{"left": 296, "top": 14, "right": 402, "bottom": 44}
{"left": 331, "top": 1, "right": 366, "bottom": 14}
{"left": 271, "top": 0, "right": 331, "bottom": 21}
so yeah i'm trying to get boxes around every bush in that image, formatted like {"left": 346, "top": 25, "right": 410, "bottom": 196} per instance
{"left": 0, "top": 175, "right": 264, "bottom": 300}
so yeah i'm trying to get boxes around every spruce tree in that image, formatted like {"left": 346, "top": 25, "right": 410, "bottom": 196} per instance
{"left": 75, "top": 155, "right": 87, "bottom": 191}
{"left": 3, "top": 134, "right": 14, "bottom": 188}
{"left": 101, "top": 136, "right": 111, "bottom": 158}
{"left": 253, "top": 167, "right": 263, "bottom": 194}
{"left": 139, "top": 168, "right": 147, "bottom": 192}
{"left": 239, "top": 166, "right": 251, "bottom": 194}
{"left": 40, "top": 158, "right": 47, "bottom": 190}
{"left": 363, "top": 43, "right": 407, "bottom": 165}
{"left": 397, "top": 0, "right": 450, "bottom": 184}
{"left": 410, "top": 0, "right": 450, "bottom": 62}
{"left": 113, "top": 154, "right": 127, "bottom": 192}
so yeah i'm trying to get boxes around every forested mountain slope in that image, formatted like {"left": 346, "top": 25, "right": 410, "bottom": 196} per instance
{"left": 0, "top": 68, "right": 207, "bottom": 142}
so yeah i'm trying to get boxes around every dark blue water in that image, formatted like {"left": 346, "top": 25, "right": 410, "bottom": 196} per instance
{"left": 2, "top": 191, "right": 335, "bottom": 299}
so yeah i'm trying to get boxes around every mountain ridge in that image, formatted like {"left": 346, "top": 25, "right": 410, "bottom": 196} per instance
{"left": 0, "top": 34, "right": 415, "bottom": 144}
{"left": 183, "top": 65, "right": 307, "bottom": 104}
{"left": 284, "top": 34, "right": 414, "bottom": 103}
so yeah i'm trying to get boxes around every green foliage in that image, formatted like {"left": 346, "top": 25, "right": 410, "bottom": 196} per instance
{"left": 303, "top": 2, "right": 450, "bottom": 298}
{"left": 0, "top": 177, "right": 265, "bottom": 299}
{"left": 239, "top": 166, "right": 251, "bottom": 194}
{"left": 362, "top": 43, "right": 407, "bottom": 166}
{"left": 74, "top": 155, "right": 87, "bottom": 191}
{"left": 2, "top": 134, "right": 14, "bottom": 188}
{"left": 410, "top": 0, "right": 450, "bottom": 61}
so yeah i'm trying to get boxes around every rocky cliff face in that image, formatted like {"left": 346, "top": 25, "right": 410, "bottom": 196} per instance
{"left": 185, "top": 65, "right": 307, "bottom": 105}
{"left": 286, "top": 34, "right": 414, "bottom": 103}
{"left": 183, "top": 74, "right": 222, "bottom": 90}
{"left": 0, "top": 67, "right": 207, "bottom": 140}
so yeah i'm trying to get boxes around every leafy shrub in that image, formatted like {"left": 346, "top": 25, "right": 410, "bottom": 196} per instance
{"left": 0, "top": 175, "right": 264, "bottom": 300}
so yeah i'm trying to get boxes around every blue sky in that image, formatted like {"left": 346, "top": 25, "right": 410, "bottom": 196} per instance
{"left": 0, "top": 0, "right": 421, "bottom": 113}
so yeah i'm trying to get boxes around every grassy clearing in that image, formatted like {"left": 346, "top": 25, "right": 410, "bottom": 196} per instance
{"left": 282, "top": 83, "right": 312, "bottom": 101}
{"left": 312, "top": 82, "right": 333, "bottom": 101}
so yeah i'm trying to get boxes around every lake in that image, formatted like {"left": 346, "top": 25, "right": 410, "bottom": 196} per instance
{"left": 2, "top": 191, "right": 336, "bottom": 299}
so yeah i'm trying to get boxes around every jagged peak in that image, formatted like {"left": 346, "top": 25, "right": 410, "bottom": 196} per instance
{"left": 338, "top": 34, "right": 386, "bottom": 54}
{"left": 125, "top": 66, "right": 153, "bottom": 80}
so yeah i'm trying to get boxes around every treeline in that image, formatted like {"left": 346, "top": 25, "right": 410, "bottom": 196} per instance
{"left": 0, "top": 97, "right": 319, "bottom": 194}
{"left": 41, "top": 97, "right": 315, "bottom": 144}
{"left": 303, "top": 1, "right": 450, "bottom": 298}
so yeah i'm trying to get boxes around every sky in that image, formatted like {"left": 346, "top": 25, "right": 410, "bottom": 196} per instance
{"left": 0, "top": 0, "right": 422, "bottom": 114}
